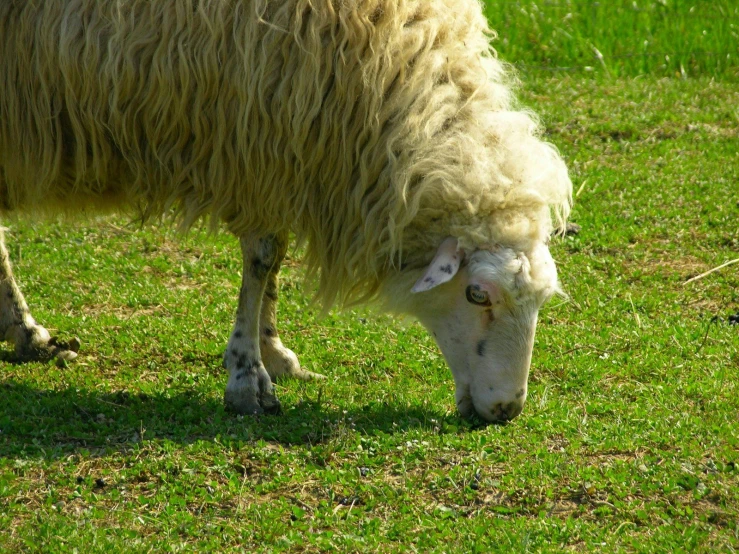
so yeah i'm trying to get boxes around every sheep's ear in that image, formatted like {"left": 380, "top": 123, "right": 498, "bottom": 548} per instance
{"left": 411, "top": 237, "right": 462, "bottom": 293}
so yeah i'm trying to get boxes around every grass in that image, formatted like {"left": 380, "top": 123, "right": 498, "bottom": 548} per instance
{"left": 484, "top": 0, "right": 739, "bottom": 79}
{"left": 1, "top": 3, "right": 738, "bottom": 552}
{"left": 1, "top": 75, "right": 737, "bottom": 552}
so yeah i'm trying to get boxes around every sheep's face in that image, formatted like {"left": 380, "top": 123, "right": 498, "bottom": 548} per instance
{"left": 408, "top": 238, "right": 559, "bottom": 422}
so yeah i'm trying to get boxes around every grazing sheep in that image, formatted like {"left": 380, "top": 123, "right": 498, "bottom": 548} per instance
{"left": 0, "top": 0, "right": 572, "bottom": 421}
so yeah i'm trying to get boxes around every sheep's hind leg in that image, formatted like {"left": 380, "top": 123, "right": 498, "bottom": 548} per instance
{"left": 260, "top": 233, "right": 323, "bottom": 382}
{"left": 223, "top": 234, "right": 282, "bottom": 415}
{"left": 0, "top": 230, "right": 79, "bottom": 362}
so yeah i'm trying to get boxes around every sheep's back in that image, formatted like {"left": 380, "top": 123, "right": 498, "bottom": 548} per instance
{"left": 1, "top": 1, "right": 473, "bottom": 223}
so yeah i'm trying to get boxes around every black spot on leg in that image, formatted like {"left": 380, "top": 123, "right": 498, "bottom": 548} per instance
{"left": 229, "top": 349, "right": 253, "bottom": 372}
{"left": 259, "top": 236, "right": 278, "bottom": 257}
{"left": 251, "top": 258, "right": 272, "bottom": 280}
{"left": 237, "top": 359, "right": 260, "bottom": 377}
{"left": 250, "top": 237, "right": 279, "bottom": 281}
{"left": 439, "top": 264, "right": 453, "bottom": 274}
{"left": 263, "top": 326, "right": 275, "bottom": 337}
{"left": 476, "top": 340, "right": 486, "bottom": 357}
{"left": 237, "top": 359, "right": 258, "bottom": 378}
{"left": 233, "top": 330, "right": 243, "bottom": 339}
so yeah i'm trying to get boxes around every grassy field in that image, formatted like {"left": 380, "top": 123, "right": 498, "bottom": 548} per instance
{"left": 1, "top": 3, "right": 739, "bottom": 554}
{"left": 484, "top": 0, "right": 739, "bottom": 78}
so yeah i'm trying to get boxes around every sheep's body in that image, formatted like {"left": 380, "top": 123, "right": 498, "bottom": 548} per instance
{"left": 0, "top": 0, "right": 572, "bottom": 421}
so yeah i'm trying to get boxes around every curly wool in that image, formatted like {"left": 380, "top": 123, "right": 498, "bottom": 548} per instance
{"left": 0, "top": 0, "right": 571, "bottom": 309}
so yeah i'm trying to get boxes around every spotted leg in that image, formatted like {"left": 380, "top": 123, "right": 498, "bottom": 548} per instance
{"left": 0, "top": 229, "right": 79, "bottom": 362}
{"left": 223, "top": 234, "right": 282, "bottom": 415}
{"left": 259, "top": 233, "right": 324, "bottom": 382}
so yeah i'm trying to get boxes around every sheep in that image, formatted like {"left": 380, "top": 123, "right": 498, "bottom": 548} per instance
{"left": 0, "top": 0, "right": 572, "bottom": 422}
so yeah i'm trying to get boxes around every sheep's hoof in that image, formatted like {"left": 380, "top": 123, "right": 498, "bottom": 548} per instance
{"left": 224, "top": 384, "right": 281, "bottom": 416}
{"left": 52, "top": 337, "right": 81, "bottom": 366}
{"left": 224, "top": 391, "right": 282, "bottom": 416}
{"left": 260, "top": 392, "right": 282, "bottom": 415}
{"left": 13, "top": 331, "right": 81, "bottom": 364}
{"left": 551, "top": 222, "right": 581, "bottom": 237}
{"left": 564, "top": 222, "right": 581, "bottom": 236}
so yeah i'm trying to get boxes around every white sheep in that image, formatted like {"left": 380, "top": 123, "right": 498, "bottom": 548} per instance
{"left": 0, "top": 0, "right": 572, "bottom": 421}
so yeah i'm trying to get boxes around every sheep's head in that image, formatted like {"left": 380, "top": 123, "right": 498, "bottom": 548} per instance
{"left": 407, "top": 237, "right": 559, "bottom": 422}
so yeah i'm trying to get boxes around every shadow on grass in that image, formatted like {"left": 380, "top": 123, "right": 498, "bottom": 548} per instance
{"left": 0, "top": 380, "right": 474, "bottom": 460}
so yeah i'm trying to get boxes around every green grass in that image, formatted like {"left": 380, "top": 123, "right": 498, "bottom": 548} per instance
{"left": 3, "top": 9, "right": 736, "bottom": 551}
{"left": 484, "top": 0, "right": 739, "bottom": 79}
{"left": 0, "top": 75, "right": 737, "bottom": 552}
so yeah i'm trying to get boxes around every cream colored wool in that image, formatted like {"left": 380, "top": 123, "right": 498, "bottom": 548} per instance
{"left": 0, "top": 0, "right": 571, "bottom": 308}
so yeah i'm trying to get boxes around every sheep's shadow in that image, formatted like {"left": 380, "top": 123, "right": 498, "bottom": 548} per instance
{"left": 0, "top": 380, "right": 474, "bottom": 460}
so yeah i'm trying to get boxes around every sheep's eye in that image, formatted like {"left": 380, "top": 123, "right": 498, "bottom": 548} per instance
{"left": 465, "top": 285, "right": 491, "bottom": 306}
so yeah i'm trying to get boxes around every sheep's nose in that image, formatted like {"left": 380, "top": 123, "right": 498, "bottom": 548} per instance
{"left": 479, "top": 399, "right": 524, "bottom": 422}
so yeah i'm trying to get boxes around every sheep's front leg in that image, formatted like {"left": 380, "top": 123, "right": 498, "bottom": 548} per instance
{"left": 259, "top": 234, "right": 323, "bottom": 382}
{"left": 223, "top": 234, "right": 281, "bottom": 415}
{"left": 0, "top": 230, "right": 79, "bottom": 362}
